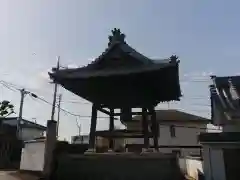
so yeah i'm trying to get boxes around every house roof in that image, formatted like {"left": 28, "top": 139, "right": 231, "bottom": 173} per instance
{"left": 210, "top": 75, "right": 240, "bottom": 120}
{"left": 131, "top": 109, "right": 210, "bottom": 123}
{"left": 0, "top": 117, "right": 47, "bottom": 130}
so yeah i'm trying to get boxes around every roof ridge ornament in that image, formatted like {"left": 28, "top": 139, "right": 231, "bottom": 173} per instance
{"left": 170, "top": 55, "right": 179, "bottom": 63}
{"left": 108, "top": 28, "right": 126, "bottom": 47}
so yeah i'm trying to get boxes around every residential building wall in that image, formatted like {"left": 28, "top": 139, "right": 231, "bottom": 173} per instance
{"left": 20, "top": 140, "right": 46, "bottom": 171}
{"left": 71, "top": 135, "right": 89, "bottom": 144}
{"left": 126, "top": 121, "right": 207, "bottom": 156}
{"left": 20, "top": 128, "right": 45, "bottom": 141}
{"left": 72, "top": 135, "right": 125, "bottom": 151}
{"left": 1, "top": 118, "right": 46, "bottom": 141}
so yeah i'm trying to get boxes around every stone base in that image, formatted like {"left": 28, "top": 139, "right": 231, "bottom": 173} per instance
{"left": 141, "top": 148, "right": 159, "bottom": 154}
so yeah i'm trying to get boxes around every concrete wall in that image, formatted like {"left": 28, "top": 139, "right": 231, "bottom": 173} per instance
{"left": 202, "top": 145, "right": 226, "bottom": 180}
{"left": 178, "top": 157, "right": 203, "bottom": 179}
{"left": 126, "top": 121, "right": 206, "bottom": 156}
{"left": 20, "top": 140, "right": 46, "bottom": 172}
{"left": 186, "top": 158, "right": 203, "bottom": 179}
{"left": 21, "top": 128, "right": 45, "bottom": 141}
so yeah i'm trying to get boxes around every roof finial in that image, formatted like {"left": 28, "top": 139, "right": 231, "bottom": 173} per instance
{"left": 108, "top": 28, "right": 126, "bottom": 47}
{"left": 170, "top": 55, "right": 179, "bottom": 63}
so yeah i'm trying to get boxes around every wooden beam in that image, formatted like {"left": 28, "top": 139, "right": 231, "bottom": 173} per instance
{"left": 97, "top": 106, "right": 118, "bottom": 120}
{"left": 114, "top": 111, "right": 151, "bottom": 116}
{"left": 149, "top": 107, "right": 159, "bottom": 151}
{"left": 97, "top": 107, "right": 111, "bottom": 115}
{"left": 89, "top": 104, "right": 98, "bottom": 149}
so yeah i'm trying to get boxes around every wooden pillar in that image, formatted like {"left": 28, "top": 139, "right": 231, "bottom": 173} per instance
{"left": 88, "top": 104, "right": 98, "bottom": 150}
{"left": 120, "top": 107, "right": 132, "bottom": 122}
{"left": 141, "top": 107, "right": 149, "bottom": 149}
{"left": 149, "top": 107, "right": 159, "bottom": 151}
{"left": 109, "top": 108, "right": 114, "bottom": 150}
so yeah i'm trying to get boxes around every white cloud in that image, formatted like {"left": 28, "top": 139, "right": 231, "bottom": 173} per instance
{"left": 67, "top": 64, "right": 79, "bottom": 69}
{"left": 24, "top": 70, "right": 51, "bottom": 91}
{"left": 39, "top": 70, "right": 50, "bottom": 80}
{"left": 182, "top": 71, "right": 214, "bottom": 80}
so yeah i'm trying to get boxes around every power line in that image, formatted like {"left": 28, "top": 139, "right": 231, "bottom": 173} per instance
{"left": 0, "top": 79, "right": 212, "bottom": 114}
{"left": 0, "top": 82, "right": 211, "bottom": 111}
{"left": 0, "top": 81, "right": 17, "bottom": 92}
{"left": 30, "top": 93, "right": 112, "bottom": 119}
{"left": 0, "top": 80, "right": 112, "bottom": 120}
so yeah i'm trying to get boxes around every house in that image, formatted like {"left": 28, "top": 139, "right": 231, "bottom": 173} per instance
{"left": 124, "top": 109, "right": 210, "bottom": 156}
{"left": 199, "top": 75, "right": 240, "bottom": 180}
{"left": 71, "top": 135, "right": 89, "bottom": 144}
{"left": 71, "top": 133, "right": 125, "bottom": 152}
{"left": 0, "top": 117, "right": 46, "bottom": 141}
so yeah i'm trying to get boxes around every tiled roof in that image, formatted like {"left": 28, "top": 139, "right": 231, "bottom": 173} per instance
{"left": 49, "top": 29, "right": 179, "bottom": 79}
{"left": 210, "top": 75, "right": 240, "bottom": 120}
{"left": 131, "top": 109, "right": 210, "bottom": 122}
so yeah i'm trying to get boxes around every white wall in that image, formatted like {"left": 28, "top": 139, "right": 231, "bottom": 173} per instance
{"left": 20, "top": 140, "right": 46, "bottom": 172}
{"left": 20, "top": 128, "right": 45, "bottom": 141}
{"left": 126, "top": 122, "right": 207, "bottom": 156}
{"left": 178, "top": 157, "right": 203, "bottom": 179}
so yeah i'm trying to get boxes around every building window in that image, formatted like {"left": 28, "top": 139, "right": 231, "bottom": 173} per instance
{"left": 170, "top": 125, "right": 176, "bottom": 137}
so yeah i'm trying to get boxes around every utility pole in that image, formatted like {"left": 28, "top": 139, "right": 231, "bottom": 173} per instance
{"left": 56, "top": 94, "right": 62, "bottom": 137}
{"left": 50, "top": 56, "right": 60, "bottom": 121}
{"left": 17, "top": 88, "right": 29, "bottom": 139}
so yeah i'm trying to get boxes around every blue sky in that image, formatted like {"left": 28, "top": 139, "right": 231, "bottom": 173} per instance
{"left": 0, "top": 0, "right": 239, "bottom": 140}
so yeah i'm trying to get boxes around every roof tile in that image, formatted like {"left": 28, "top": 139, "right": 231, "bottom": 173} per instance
{"left": 210, "top": 76, "right": 240, "bottom": 120}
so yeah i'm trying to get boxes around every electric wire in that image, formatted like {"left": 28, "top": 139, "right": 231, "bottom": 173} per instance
{"left": 0, "top": 81, "right": 111, "bottom": 119}
{"left": 0, "top": 79, "right": 212, "bottom": 120}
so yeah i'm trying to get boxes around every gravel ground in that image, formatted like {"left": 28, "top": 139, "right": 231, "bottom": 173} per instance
{"left": 0, "top": 171, "right": 20, "bottom": 180}
{"left": 0, "top": 171, "right": 40, "bottom": 180}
